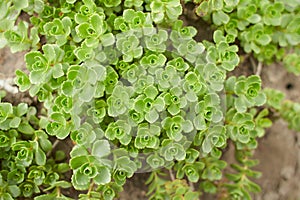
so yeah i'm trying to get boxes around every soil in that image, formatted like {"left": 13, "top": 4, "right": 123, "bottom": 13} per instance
{"left": 0, "top": 47, "right": 27, "bottom": 78}
{"left": 252, "top": 63, "right": 300, "bottom": 200}
{"left": 1, "top": 14, "right": 300, "bottom": 200}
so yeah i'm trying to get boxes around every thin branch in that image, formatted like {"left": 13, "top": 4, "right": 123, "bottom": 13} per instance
{"left": 87, "top": 181, "right": 95, "bottom": 195}
{"left": 250, "top": 56, "right": 257, "bottom": 73}
{"left": 189, "top": 180, "right": 195, "bottom": 191}
{"left": 255, "top": 62, "right": 263, "bottom": 76}
{"left": 47, "top": 139, "right": 60, "bottom": 157}
{"left": 56, "top": 187, "right": 61, "bottom": 197}
{"left": 249, "top": 57, "right": 263, "bottom": 76}
{"left": 169, "top": 169, "right": 175, "bottom": 181}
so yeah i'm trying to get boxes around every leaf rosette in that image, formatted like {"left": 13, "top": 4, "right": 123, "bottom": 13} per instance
{"left": 70, "top": 155, "right": 111, "bottom": 190}
{"left": 105, "top": 120, "right": 132, "bottom": 145}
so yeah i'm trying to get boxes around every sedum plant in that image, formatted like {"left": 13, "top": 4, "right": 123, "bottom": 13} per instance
{"left": 0, "top": 92, "right": 71, "bottom": 200}
{"left": 264, "top": 88, "right": 300, "bottom": 132}
{"left": 0, "top": 0, "right": 299, "bottom": 200}
{"left": 193, "top": 0, "right": 300, "bottom": 74}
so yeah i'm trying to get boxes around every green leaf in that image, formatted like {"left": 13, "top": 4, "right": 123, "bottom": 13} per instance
{"left": 213, "top": 30, "right": 225, "bottom": 44}
{"left": 52, "top": 181, "right": 72, "bottom": 189}
{"left": 92, "top": 140, "right": 111, "bottom": 158}
{"left": 15, "top": 70, "right": 31, "bottom": 92}
{"left": 213, "top": 10, "right": 230, "bottom": 25}
{"left": 12, "top": 0, "right": 28, "bottom": 9}
{"left": 25, "top": 51, "right": 48, "bottom": 71}
{"left": 35, "top": 147, "right": 46, "bottom": 166}
{"left": 7, "top": 169, "right": 25, "bottom": 184}
{"left": 1, "top": 193, "right": 14, "bottom": 200}
{"left": 256, "top": 34, "right": 271, "bottom": 46}
{"left": 43, "top": 19, "right": 65, "bottom": 36}
{"left": 102, "top": 0, "right": 121, "bottom": 7}
{"left": 94, "top": 166, "right": 111, "bottom": 185}
{"left": 147, "top": 154, "right": 165, "bottom": 169}
{"left": 8, "top": 117, "right": 20, "bottom": 129}
{"left": 202, "top": 136, "right": 213, "bottom": 154}
{"left": 145, "top": 109, "right": 159, "bottom": 123}
{"left": 248, "top": 14, "right": 261, "bottom": 24}
{"left": 34, "top": 193, "right": 72, "bottom": 200}
{"left": 79, "top": 83, "right": 96, "bottom": 102}
{"left": 61, "top": 81, "right": 73, "bottom": 96}
{"left": 52, "top": 64, "right": 64, "bottom": 78}
{"left": 70, "top": 156, "right": 89, "bottom": 169}
{"left": 18, "top": 122, "right": 34, "bottom": 135}
{"left": 101, "top": 33, "right": 115, "bottom": 47}
{"left": 264, "top": 88, "right": 285, "bottom": 109}
{"left": 102, "top": 186, "right": 116, "bottom": 200}
{"left": 39, "top": 137, "right": 52, "bottom": 152}
{"left": 3, "top": 21, "right": 30, "bottom": 52}
{"left": 211, "top": 0, "right": 223, "bottom": 10}
{"left": 7, "top": 185, "right": 21, "bottom": 198}
{"left": 183, "top": 164, "right": 200, "bottom": 182}
{"left": 0, "top": 103, "right": 13, "bottom": 123}
{"left": 74, "top": 170, "right": 90, "bottom": 186}
{"left": 16, "top": 103, "right": 28, "bottom": 116}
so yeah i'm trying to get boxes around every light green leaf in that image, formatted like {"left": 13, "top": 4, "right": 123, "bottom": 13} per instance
{"left": 101, "top": 33, "right": 115, "bottom": 47}
{"left": 70, "top": 156, "right": 89, "bottom": 169}
{"left": 79, "top": 84, "right": 96, "bottom": 102}
{"left": 256, "top": 34, "right": 271, "bottom": 46}
{"left": 18, "top": 122, "right": 34, "bottom": 135}
{"left": 145, "top": 109, "right": 159, "bottom": 123}
{"left": 213, "top": 10, "right": 230, "bottom": 25}
{"left": 35, "top": 147, "right": 46, "bottom": 166}
{"left": 212, "top": 0, "right": 223, "bottom": 10}
{"left": 12, "top": 0, "right": 28, "bottom": 9}
{"left": 7, "top": 185, "right": 21, "bottom": 198}
{"left": 94, "top": 166, "right": 111, "bottom": 184}
{"left": 9, "top": 117, "right": 21, "bottom": 128}
{"left": 53, "top": 64, "right": 64, "bottom": 78}
{"left": 202, "top": 137, "right": 213, "bottom": 153}
{"left": 92, "top": 140, "right": 111, "bottom": 158}
{"left": 16, "top": 103, "right": 28, "bottom": 116}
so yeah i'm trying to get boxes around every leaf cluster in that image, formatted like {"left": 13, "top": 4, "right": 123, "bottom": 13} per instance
{"left": 1, "top": 0, "right": 297, "bottom": 199}
{"left": 194, "top": 0, "right": 300, "bottom": 73}
{"left": 0, "top": 98, "right": 70, "bottom": 200}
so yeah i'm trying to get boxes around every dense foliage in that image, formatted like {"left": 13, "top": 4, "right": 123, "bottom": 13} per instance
{"left": 193, "top": 0, "right": 300, "bottom": 74}
{"left": 0, "top": 0, "right": 299, "bottom": 199}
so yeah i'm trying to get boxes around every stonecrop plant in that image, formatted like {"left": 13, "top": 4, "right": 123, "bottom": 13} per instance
{"left": 193, "top": 0, "right": 300, "bottom": 74}
{"left": 0, "top": 91, "right": 71, "bottom": 200}
{"left": 0, "top": 0, "right": 299, "bottom": 200}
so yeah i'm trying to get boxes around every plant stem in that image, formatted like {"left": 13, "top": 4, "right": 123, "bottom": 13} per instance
{"left": 256, "top": 62, "right": 263, "bottom": 76}
{"left": 47, "top": 139, "right": 60, "bottom": 157}
{"left": 169, "top": 169, "right": 175, "bottom": 181}
{"left": 56, "top": 187, "right": 61, "bottom": 197}
{"left": 250, "top": 57, "right": 263, "bottom": 76}
{"left": 189, "top": 180, "right": 195, "bottom": 191}
{"left": 88, "top": 181, "right": 95, "bottom": 195}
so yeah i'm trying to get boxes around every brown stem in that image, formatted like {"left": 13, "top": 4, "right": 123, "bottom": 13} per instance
{"left": 169, "top": 169, "right": 175, "bottom": 181}
{"left": 47, "top": 139, "right": 59, "bottom": 157}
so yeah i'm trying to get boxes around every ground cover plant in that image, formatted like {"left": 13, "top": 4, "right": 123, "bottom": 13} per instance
{"left": 0, "top": 0, "right": 299, "bottom": 199}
